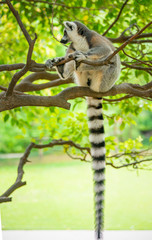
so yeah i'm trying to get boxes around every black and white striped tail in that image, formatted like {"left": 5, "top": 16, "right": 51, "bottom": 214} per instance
{"left": 87, "top": 97, "right": 105, "bottom": 240}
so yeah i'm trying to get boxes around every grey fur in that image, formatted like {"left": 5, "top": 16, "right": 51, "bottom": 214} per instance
{"left": 45, "top": 21, "right": 121, "bottom": 240}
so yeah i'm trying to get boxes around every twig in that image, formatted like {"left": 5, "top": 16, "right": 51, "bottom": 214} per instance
{"left": 121, "top": 62, "right": 152, "bottom": 72}
{"left": 122, "top": 49, "right": 152, "bottom": 68}
{"left": 51, "top": 0, "right": 61, "bottom": 44}
{"left": 65, "top": 149, "right": 90, "bottom": 163}
{"left": 107, "top": 148, "right": 151, "bottom": 159}
{"left": 5, "top": 0, "right": 32, "bottom": 44}
{"left": 107, "top": 158, "right": 152, "bottom": 169}
{"left": 109, "top": 32, "right": 152, "bottom": 43}
{"left": 103, "top": 0, "right": 129, "bottom": 36}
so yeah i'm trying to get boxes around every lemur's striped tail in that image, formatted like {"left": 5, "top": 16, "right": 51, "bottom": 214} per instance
{"left": 87, "top": 97, "right": 105, "bottom": 240}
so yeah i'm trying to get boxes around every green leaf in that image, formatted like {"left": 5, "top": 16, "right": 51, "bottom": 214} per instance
{"left": 120, "top": 121, "right": 125, "bottom": 131}
{"left": 4, "top": 114, "right": 9, "bottom": 122}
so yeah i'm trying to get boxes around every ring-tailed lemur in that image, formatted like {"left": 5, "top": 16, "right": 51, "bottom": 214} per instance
{"left": 45, "top": 21, "right": 121, "bottom": 240}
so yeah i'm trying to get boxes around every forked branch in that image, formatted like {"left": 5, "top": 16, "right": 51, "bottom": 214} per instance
{"left": 5, "top": 0, "right": 37, "bottom": 96}
{"left": 103, "top": 0, "right": 129, "bottom": 36}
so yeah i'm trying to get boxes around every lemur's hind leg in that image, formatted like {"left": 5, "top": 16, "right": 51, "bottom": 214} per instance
{"left": 45, "top": 57, "right": 76, "bottom": 80}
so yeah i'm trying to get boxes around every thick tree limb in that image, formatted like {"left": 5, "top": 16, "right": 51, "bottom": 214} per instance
{"left": 1, "top": 82, "right": 152, "bottom": 112}
{"left": 15, "top": 72, "right": 73, "bottom": 92}
{"left": 0, "top": 63, "right": 25, "bottom": 72}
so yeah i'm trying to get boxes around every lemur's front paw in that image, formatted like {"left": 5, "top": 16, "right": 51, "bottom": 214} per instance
{"left": 52, "top": 57, "right": 65, "bottom": 64}
{"left": 45, "top": 59, "right": 53, "bottom": 69}
{"left": 75, "top": 52, "right": 87, "bottom": 62}
{"left": 45, "top": 57, "right": 65, "bottom": 69}
{"left": 68, "top": 51, "right": 87, "bottom": 62}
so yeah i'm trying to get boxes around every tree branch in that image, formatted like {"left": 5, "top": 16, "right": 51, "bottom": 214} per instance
{"left": 107, "top": 158, "right": 152, "bottom": 169}
{"left": 121, "top": 62, "right": 152, "bottom": 72}
{"left": 103, "top": 0, "right": 129, "bottom": 36}
{"left": 0, "top": 139, "right": 90, "bottom": 203}
{"left": 5, "top": 0, "right": 37, "bottom": 96}
{"left": 0, "top": 63, "right": 25, "bottom": 72}
{"left": 122, "top": 49, "right": 152, "bottom": 68}
{"left": 109, "top": 33, "right": 152, "bottom": 44}
{"left": 5, "top": 0, "right": 33, "bottom": 44}
{"left": 15, "top": 72, "right": 73, "bottom": 92}
{"left": 0, "top": 143, "right": 34, "bottom": 203}
{"left": 1, "top": 81, "right": 152, "bottom": 112}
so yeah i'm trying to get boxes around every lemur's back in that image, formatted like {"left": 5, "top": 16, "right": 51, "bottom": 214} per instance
{"left": 71, "top": 31, "right": 120, "bottom": 93}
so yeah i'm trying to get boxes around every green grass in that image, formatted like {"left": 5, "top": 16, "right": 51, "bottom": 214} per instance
{"left": 0, "top": 155, "right": 152, "bottom": 230}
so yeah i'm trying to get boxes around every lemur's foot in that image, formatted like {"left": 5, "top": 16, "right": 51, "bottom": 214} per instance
{"left": 45, "top": 57, "right": 65, "bottom": 69}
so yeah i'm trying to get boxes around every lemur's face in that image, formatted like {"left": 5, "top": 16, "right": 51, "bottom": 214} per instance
{"left": 60, "top": 21, "right": 82, "bottom": 44}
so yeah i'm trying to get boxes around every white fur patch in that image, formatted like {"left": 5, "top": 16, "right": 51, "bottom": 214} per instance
{"left": 73, "top": 36, "right": 89, "bottom": 52}
{"left": 95, "top": 194, "right": 104, "bottom": 202}
{"left": 91, "top": 148, "right": 106, "bottom": 157}
{"left": 87, "top": 98, "right": 102, "bottom": 106}
{"left": 88, "top": 119, "right": 103, "bottom": 129}
{"left": 89, "top": 133, "right": 105, "bottom": 143}
{"left": 94, "top": 184, "right": 105, "bottom": 193}
{"left": 94, "top": 173, "right": 105, "bottom": 182}
{"left": 87, "top": 108, "right": 102, "bottom": 118}
{"left": 92, "top": 160, "right": 105, "bottom": 170}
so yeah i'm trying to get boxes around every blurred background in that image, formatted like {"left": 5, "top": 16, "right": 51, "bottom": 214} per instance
{"left": 0, "top": 0, "right": 152, "bottom": 232}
